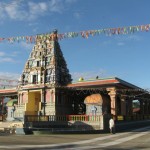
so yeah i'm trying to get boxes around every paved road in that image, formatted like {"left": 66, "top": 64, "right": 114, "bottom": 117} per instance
{"left": 0, "top": 126, "right": 150, "bottom": 150}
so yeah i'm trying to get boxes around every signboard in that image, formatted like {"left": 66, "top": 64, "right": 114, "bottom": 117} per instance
{"left": 117, "top": 115, "right": 124, "bottom": 121}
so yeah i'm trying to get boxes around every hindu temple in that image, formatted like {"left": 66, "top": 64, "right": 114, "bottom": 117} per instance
{"left": 0, "top": 30, "right": 150, "bottom": 133}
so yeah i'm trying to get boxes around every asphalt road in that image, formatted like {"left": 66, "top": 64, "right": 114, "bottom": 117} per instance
{"left": 0, "top": 126, "right": 150, "bottom": 150}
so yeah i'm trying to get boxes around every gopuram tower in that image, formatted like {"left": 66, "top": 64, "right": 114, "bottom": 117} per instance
{"left": 16, "top": 30, "right": 72, "bottom": 118}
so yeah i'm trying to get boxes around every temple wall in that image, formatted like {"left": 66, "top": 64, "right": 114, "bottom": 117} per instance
{"left": 85, "top": 94, "right": 110, "bottom": 116}
{"left": 45, "top": 103, "right": 56, "bottom": 115}
{"left": 45, "top": 89, "right": 56, "bottom": 115}
{"left": 14, "top": 91, "right": 27, "bottom": 118}
{"left": 54, "top": 90, "right": 73, "bottom": 115}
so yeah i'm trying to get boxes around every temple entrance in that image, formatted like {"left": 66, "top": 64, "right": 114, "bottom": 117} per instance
{"left": 25, "top": 91, "right": 41, "bottom": 115}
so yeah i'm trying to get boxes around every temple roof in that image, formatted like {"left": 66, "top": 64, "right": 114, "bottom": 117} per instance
{"left": 19, "top": 30, "right": 72, "bottom": 88}
{"left": 0, "top": 88, "right": 17, "bottom": 96}
{"left": 67, "top": 77, "right": 141, "bottom": 89}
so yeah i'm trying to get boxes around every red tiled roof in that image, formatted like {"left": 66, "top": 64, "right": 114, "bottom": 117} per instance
{"left": 0, "top": 89, "right": 17, "bottom": 94}
{"left": 67, "top": 78, "right": 119, "bottom": 87}
{"left": 67, "top": 77, "right": 140, "bottom": 89}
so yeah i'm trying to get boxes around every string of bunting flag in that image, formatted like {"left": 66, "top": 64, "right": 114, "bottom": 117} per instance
{"left": 0, "top": 79, "right": 18, "bottom": 88}
{"left": 0, "top": 79, "right": 19, "bottom": 83}
{"left": 0, "top": 23, "right": 150, "bottom": 43}
{"left": 0, "top": 84, "right": 17, "bottom": 88}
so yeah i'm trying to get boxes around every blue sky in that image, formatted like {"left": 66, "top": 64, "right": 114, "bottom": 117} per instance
{"left": 0, "top": 0, "right": 150, "bottom": 88}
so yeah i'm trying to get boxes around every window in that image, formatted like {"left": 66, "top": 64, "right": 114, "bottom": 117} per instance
{"left": 45, "top": 57, "right": 51, "bottom": 66}
{"left": 37, "top": 61, "right": 40, "bottom": 67}
{"left": 29, "top": 61, "right": 33, "bottom": 68}
{"left": 32, "top": 61, "right": 36, "bottom": 67}
{"left": 45, "top": 69, "right": 51, "bottom": 82}
{"left": 33, "top": 75, "right": 37, "bottom": 84}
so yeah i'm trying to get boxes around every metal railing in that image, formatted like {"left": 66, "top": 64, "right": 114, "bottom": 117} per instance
{"left": 24, "top": 115, "right": 101, "bottom": 122}
{"left": 123, "top": 114, "right": 150, "bottom": 121}
{"left": 24, "top": 114, "right": 150, "bottom": 122}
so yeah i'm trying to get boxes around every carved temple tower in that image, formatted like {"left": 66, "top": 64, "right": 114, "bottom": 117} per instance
{"left": 16, "top": 31, "right": 72, "bottom": 118}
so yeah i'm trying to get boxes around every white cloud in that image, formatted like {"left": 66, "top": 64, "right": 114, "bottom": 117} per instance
{"left": 4, "top": 1, "right": 27, "bottom": 20}
{"left": 127, "top": 35, "right": 142, "bottom": 41}
{"left": 20, "top": 41, "right": 33, "bottom": 53}
{"left": 20, "top": 41, "right": 33, "bottom": 55}
{"left": 5, "top": 4, "right": 19, "bottom": 19}
{"left": 0, "top": 52, "right": 5, "bottom": 56}
{"left": 115, "top": 34, "right": 142, "bottom": 42}
{"left": 28, "top": 2, "right": 48, "bottom": 20}
{"left": 0, "top": 51, "right": 17, "bottom": 63}
{"left": 28, "top": 22, "right": 39, "bottom": 26}
{"left": 28, "top": 23, "right": 39, "bottom": 32}
{"left": 0, "top": 72, "right": 19, "bottom": 88}
{"left": 47, "top": 0, "right": 64, "bottom": 13}
{"left": 0, "top": 51, "right": 20, "bottom": 62}
{"left": 0, "top": 72, "right": 20, "bottom": 80}
{"left": 0, "top": 57, "right": 17, "bottom": 63}
{"left": 117, "top": 42, "right": 125, "bottom": 46}
{"left": 0, "top": 5, "right": 5, "bottom": 19}
{"left": 0, "top": 0, "right": 77, "bottom": 21}
{"left": 11, "top": 51, "right": 20, "bottom": 57}
{"left": 103, "top": 40, "right": 112, "bottom": 45}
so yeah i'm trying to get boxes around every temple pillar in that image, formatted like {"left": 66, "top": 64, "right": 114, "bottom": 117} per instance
{"left": 120, "top": 97, "right": 127, "bottom": 115}
{"left": 148, "top": 101, "right": 150, "bottom": 114}
{"left": 144, "top": 100, "right": 147, "bottom": 114}
{"left": 41, "top": 89, "right": 46, "bottom": 115}
{"left": 0, "top": 97, "right": 4, "bottom": 115}
{"left": 127, "top": 99, "right": 133, "bottom": 115}
{"left": 140, "top": 100, "right": 144, "bottom": 115}
{"left": 107, "top": 88, "right": 117, "bottom": 116}
{"left": 145, "top": 100, "right": 149, "bottom": 115}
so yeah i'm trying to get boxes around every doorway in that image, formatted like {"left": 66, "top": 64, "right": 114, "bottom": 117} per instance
{"left": 25, "top": 91, "right": 41, "bottom": 115}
